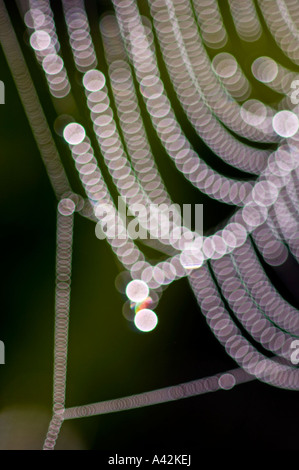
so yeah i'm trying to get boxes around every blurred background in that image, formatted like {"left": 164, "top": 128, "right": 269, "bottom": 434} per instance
{"left": 1, "top": 0, "right": 299, "bottom": 450}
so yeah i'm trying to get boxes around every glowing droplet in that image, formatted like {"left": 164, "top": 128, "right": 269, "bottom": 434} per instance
{"left": 58, "top": 198, "right": 76, "bottom": 215}
{"left": 42, "top": 54, "right": 64, "bottom": 75}
{"left": 63, "top": 123, "right": 86, "bottom": 145}
{"left": 83, "top": 69, "right": 106, "bottom": 92}
{"left": 54, "top": 115, "right": 74, "bottom": 136}
{"left": 133, "top": 296, "right": 153, "bottom": 314}
{"left": 251, "top": 57, "right": 278, "bottom": 83}
{"left": 252, "top": 181, "right": 278, "bottom": 207}
{"left": 218, "top": 373, "right": 236, "bottom": 390}
{"left": 122, "top": 301, "right": 135, "bottom": 322}
{"left": 24, "top": 9, "right": 45, "bottom": 29}
{"left": 30, "top": 30, "right": 51, "bottom": 51}
{"left": 272, "top": 111, "right": 299, "bottom": 138}
{"left": 134, "top": 308, "right": 158, "bottom": 332}
{"left": 126, "top": 280, "right": 149, "bottom": 302}
{"left": 240, "top": 100, "right": 267, "bottom": 126}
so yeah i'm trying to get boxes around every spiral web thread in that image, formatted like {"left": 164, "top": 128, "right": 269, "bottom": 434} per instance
{"left": 1, "top": 0, "right": 299, "bottom": 450}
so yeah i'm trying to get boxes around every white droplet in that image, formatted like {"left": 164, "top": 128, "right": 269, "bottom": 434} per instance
{"left": 134, "top": 309, "right": 158, "bottom": 332}
{"left": 272, "top": 111, "right": 299, "bottom": 138}
{"left": 126, "top": 280, "right": 149, "bottom": 302}
{"left": 218, "top": 373, "right": 236, "bottom": 390}
{"left": 30, "top": 30, "right": 51, "bottom": 51}
{"left": 63, "top": 123, "right": 86, "bottom": 145}
{"left": 24, "top": 9, "right": 45, "bottom": 29}
{"left": 58, "top": 198, "right": 76, "bottom": 215}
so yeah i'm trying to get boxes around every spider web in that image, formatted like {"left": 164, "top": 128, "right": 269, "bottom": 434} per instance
{"left": 1, "top": 0, "right": 299, "bottom": 450}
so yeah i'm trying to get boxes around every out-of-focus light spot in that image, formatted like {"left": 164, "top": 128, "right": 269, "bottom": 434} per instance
{"left": 126, "top": 279, "right": 149, "bottom": 302}
{"left": 42, "top": 54, "right": 64, "bottom": 75}
{"left": 251, "top": 57, "right": 278, "bottom": 83}
{"left": 83, "top": 69, "right": 106, "bottom": 92}
{"left": 30, "top": 30, "right": 51, "bottom": 51}
{"left": 218, "top": 373, "right": 236, "bottom": 390}
{"left": 58, "top": 198, "right": 76, "bottom": 216}
{"left": 0, "top": 406, "right": 86, "bottom": 450}
{"left": 133, "top": 296, "right": 153, "bottom": 314}
{"left": 242, "top": 203, "right": 268, "bottom": 229}
{"left": 212, "top": 53, "right": 238, "bottom": 78}
{"left": 122, "top": 301, "right": 135, "bottom": 322}
{"left": 24, "top": 9, "right": 45, "bottom": 29}
{"left": 54, "top": 115, "right": 75, "bottom": 136}
{"left": 252, "top": 181, "right": 278, "bottom": 207}
{"left": 222, "top": 223, "right": 247, "bottom": 249}
{"left": 63, "top": 123, "right": 86, "bottom": 145}
{"left": 180, "top": 242, "right": 204, "bottom": 269}
{"left": 115, "top": 271, "right": 132, "bottom": 294}
{"left": 272, "top": 111, "right": 299, "bottom": 138}
{"left": 134, "top": 308, "right": 158, "bottom": 332}
{"left": 240, "top": 100, "right": 267, "bottom": 126}
{"left": 274, "top": 145, "right": 298, "bottom": 173}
